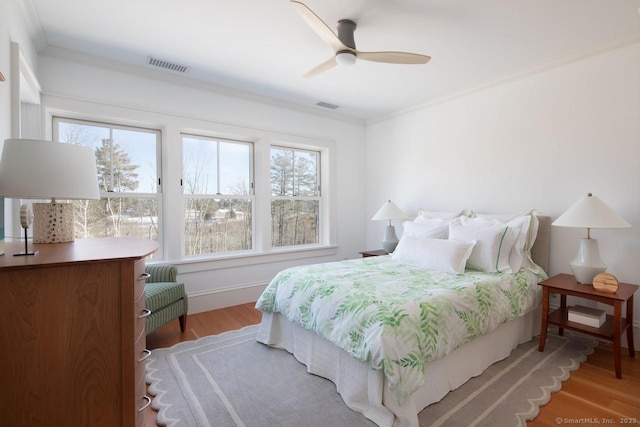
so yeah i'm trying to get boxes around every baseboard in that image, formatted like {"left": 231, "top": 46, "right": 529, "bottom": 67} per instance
{"left": 187, "top": 282, "right": 269, "bottom": 314}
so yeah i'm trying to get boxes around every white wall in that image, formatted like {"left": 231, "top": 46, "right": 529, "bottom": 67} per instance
{"left": 365, "top": 42, "right": 640, "bottom": 345}
{"left": 0, "top": 1, "right": 10, "bottom": 142}
{"left": 37, "top": 48, "right": 367, "bottom": 312}
{"left": 1, "top": 0, "right": 43, "bottom": 241}
{"left": 0, "top": 0, "right": 40, "bottom": 142}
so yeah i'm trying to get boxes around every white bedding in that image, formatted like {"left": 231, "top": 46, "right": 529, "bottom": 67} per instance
{"left": 256, "top": 256, "right": 544, "bottom": 405}
{"left": 257, "top": 307, "right": 540, "bottom": 427}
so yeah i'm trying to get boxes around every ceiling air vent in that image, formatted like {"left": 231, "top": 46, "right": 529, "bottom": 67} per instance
{"left": 316, "top": 101, "right": 339, "bottom": 110}
{"left": 148, "top": 57, "right": 190, "bottom": 73}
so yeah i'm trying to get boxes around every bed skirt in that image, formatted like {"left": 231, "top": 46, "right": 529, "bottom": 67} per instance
{"left": 256, "top": 307, "right": 541, "bottom": 427}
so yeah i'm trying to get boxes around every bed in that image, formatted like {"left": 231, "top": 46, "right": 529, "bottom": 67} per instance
{"left": 255, "top": 213, "right": 551, "bottom": 427}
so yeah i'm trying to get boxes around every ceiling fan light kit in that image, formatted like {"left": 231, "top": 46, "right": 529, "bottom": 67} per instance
{"left": 336, "top": 51, "right": 356, "bottom": 66}
{"left": 291, "top": 0, "right": 430, "bottom": 78}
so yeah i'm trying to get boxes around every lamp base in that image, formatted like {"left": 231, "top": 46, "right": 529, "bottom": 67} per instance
{"left": 33, "top": 202, "right": 75, "bottom": 243}
{"left": 570, "top": 238, "right": 606, "bottom": 284}
{"left": 381, "top": 225, "right": 399, "bottom": 253}
{"left": 13, "top": 225, "right": 38, "bottom": 256}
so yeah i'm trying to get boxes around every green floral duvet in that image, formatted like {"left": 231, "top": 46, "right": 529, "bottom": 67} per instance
{"left": 256, "top": 255, "right": 546, "bottom": 404}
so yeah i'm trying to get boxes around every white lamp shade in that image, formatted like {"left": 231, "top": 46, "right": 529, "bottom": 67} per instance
{"left": 552, "top": 193, "right": 630, "bottom": 229}
{"left": 0, "top": 139, "right": 100, "bottom": 200}
{"left": 371, "top": 200, "right": 408, "bottom": 221}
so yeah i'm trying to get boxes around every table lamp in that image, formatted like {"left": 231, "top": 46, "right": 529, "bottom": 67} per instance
{"left": 371, "top": 200, "right": 408, "bottom": 253}
{"left": 552, "top": 193, "right": 631, "bottom": 284}
{"left": 0, "top": 139, "right": 100, "bottom": 245}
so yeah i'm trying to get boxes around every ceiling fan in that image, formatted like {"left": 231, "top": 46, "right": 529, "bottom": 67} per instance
{"left": 291, "top": 0, "right": 431, "bottom": 79}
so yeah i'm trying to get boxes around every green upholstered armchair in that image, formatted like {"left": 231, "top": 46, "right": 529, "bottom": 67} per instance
{"left": 144, "top": 264, "right": 188, "bottom": 335}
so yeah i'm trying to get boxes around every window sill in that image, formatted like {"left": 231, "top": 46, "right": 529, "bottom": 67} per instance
{"left": 159, "top": 245, "right": 339, "bottom": 273}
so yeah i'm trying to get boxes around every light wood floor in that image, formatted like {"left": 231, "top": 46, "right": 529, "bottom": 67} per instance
{"left": 145, "top": 302, "right": 639, "bottom": 427}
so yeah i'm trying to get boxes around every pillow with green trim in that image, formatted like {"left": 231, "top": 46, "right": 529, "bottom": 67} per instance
{"left": 472, "top": 210, "right": 539, "bottom": 272}
{"left": 448, "top": 216, "right": 519, "bottom": 273}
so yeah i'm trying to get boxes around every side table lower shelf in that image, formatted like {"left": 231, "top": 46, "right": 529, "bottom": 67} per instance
{"left": 547, "top": 307, "right": 632, "bottom": 342}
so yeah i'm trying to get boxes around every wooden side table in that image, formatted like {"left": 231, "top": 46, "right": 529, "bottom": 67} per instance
{"left": 359, "top": 249, "right": 388, "bottom": 258}
{"left": 538, "top": 273, "right": 638, "bottom": 379}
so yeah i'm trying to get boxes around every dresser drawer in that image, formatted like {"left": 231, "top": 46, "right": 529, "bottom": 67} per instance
{"left": 134, "top": 256, "right": 149, "bottom": 427}
{"left": 135, "top": 292, "right": 147, "bottom": 339}
{"left": 134, "top": 258, "right": 148, "bottom": 301}
{"left": 136, "top": 386, "right": 150, "bottom": 427}
{"left": 136, "top": 401, "right": 148, "bottom": 427}
{"left": 135, "top": 346, "right": 148, "bottom": 395}
{"left": 135, "top": 347, "right": 150, "bottom": 425}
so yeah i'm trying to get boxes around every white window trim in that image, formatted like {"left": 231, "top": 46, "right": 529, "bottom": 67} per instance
{"left": 42, "top": 95, "right": 337, "bottom": 266}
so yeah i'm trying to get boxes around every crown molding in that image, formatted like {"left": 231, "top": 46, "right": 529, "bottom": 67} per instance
{"left": 369, "top": 35, "right": 640, "bottom": 125}
{"left": 41, "top": 45, "right": 365, "bottom": 126}
{"left": 16, "top": 0, "right": 47, "bottom": 52}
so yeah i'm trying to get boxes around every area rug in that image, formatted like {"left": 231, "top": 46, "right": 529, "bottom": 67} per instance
{"left": 146, "top": 325, "right": 597, "bottom": 427}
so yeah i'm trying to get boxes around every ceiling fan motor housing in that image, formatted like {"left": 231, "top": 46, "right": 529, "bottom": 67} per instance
{"left": 337, "top": 19, "right": 356, "bottom": 49}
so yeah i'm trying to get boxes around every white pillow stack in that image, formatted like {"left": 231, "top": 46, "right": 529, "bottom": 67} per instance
{"left": 392, "top": 208, "right": 538, "bottom": 275}
{"left": 408, "top": 209, "right": 468, "bottom": 239}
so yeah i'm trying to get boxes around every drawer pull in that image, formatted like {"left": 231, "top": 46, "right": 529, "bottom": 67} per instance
{"left": 139, "top": 395, "right": 152, "bottom": 412}
{"left": 137, "top": 272, "right": 151, "bottom": 281}
{"left": 139, "top": 349, "right": 152, "bottom": 363}
{"left": 138, "top": 308, "right": 152, "bottom": 319}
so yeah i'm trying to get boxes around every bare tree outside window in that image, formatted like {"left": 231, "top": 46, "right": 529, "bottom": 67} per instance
{"left": 53, "top": 118, "right": 328, "bottom": 261}
{"left": 183, "top": 135, "right": 253, "bottom": 256}
{"left": 54, "top": 118, "right": 161, "bottom": 255}
{"left": 270, "top": 147, "right": 320, "bottom": 247}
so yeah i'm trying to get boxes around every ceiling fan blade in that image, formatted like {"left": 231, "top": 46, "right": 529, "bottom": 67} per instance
{"left": 290, "top": 1, "right": 347, "bottom": 52}
{"left": 304, "top": 56, "right": 338, "bottom": 79}
{"left": 356, "top": 51, "right": 431, "bottom": 65}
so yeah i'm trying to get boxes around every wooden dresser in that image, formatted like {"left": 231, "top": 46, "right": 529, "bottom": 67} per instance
{"left": 0, "top": 237, "right": 158, "bottom": 427}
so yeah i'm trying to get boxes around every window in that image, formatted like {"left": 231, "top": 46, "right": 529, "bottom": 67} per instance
{"left": 50, "top": 112, "right": 332, "bottom": 263}
{"left": 270, "top": 146, "right": 320, "bottom": 248}
{"left": 53, "top": 117, "right": 162, "bottom": 253}
{"left": 182, "top": 135, "right": 253, "bottom": 256}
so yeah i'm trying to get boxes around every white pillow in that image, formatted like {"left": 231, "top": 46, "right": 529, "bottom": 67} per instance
{"left": 448, "top": 216, "right": 519, "bottom": 273}
{"left": 474, "top": 211, "right": 539, "bottom": 271}
{"left": 392, "top": 235, "right": 475, "bottom": 275}
{"left": 415, "top": 209, "right": 464, "bottom": 221}
{"left": 510, "top": 214, "right": 539, "bottom": 271}
{"left": 402, "top": 220, "right": 448, "bottom": 239}
{"left": 473, "top": 210, "right": 534, "bottom": 222}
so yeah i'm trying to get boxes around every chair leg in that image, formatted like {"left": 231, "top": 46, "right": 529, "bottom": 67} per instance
{"left": 179, "top": 313, "right": 187, "bottom": 332}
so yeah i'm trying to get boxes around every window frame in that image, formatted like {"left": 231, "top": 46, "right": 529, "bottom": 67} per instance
{"left": 42, "top": 96, "right": 337, "bottom": 268}
{"left": 181, "top": 133, "right": 255, "bottom": 258}
{"left": 52, "top": 116, "right": 164, "bottom": 257}
{"left": 269, "top": 144, "right": 322, "bottom": 249}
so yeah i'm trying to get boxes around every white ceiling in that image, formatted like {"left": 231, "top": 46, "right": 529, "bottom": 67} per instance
{"left": 24, "top": 0, "right": 640, "bottom": 121}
